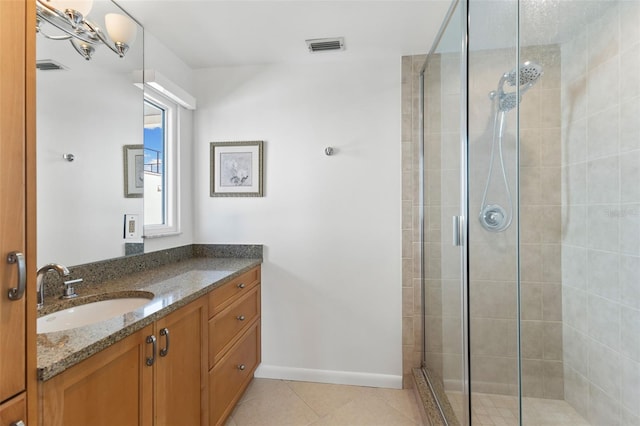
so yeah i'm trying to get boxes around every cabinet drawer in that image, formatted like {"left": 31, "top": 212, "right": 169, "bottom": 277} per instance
{"left": 209, "top": 321, "right": 260, "bottom": 426}
{"left": 209, "top": 286, "right": 260, "bottom": 368}
{"left": 209, "top": 266, "right": 260, "bottom": 317}
{"left": 0, "top": 393, "right": 26, "bottom": 426}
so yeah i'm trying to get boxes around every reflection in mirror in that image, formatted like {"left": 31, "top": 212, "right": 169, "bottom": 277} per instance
{"left": 143, "top": 100, "right": 164, "bottom": 226}
{"left": 36, "top": 0, "right": 144, "bottom": 267}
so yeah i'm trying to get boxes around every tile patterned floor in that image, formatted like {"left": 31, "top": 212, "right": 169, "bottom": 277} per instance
{"left": 447, "top": 391, "right": 591, "bottom": 426}
{"left": 225, "top": 378, "right": 426, "bottom": 426}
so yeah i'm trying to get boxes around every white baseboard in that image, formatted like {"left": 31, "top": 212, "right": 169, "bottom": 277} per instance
{"left": 254, "top": 364, "right": 402, "bottom": 389}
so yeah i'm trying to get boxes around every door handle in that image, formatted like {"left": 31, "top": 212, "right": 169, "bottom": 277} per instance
{"left": 7, "top": 252, "right": 26, "bottom": 301}
{"left": 452, "top": 216, "right": 463, "bottom": 247}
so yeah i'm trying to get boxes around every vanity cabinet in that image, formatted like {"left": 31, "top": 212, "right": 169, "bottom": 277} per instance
{"left": 208, "top": 266, "right": 261, "bottom": 426}
{"left": 38, "top": 265, "right": 261, "bottom": 426}
{"left": 1, "top": 0, "right": 36, "bottom": 424}
{"left": 39, "top": 325, "right": 154, "bottom": 426}
{"left": 154, "top": 297, "right": 207, "bottom": 426}
{"left": 39, "top": 296, "right": 207, "bottom": 426}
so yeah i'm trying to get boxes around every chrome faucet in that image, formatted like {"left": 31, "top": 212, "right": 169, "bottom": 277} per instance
{"left": 36, "top": 263, "right": 70, "bottom": 309}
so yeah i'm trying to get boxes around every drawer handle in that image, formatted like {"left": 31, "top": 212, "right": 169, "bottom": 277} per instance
{"left": 146, "top": 335, "right": 156, "bottom": 366}
{"left": 237, "top": 283, "right": 246, "bottom": 289}
{"left": 236, "top": 315, "right": 246, "bottom": 321}
{"left": 237, "top": 364, "right": 246, "bottom": 371}
{"left": 159, "top": 327, "right": 170, "bottom": 357}
{"left": 11, "top": 421, "right": 25, "bottom": 426}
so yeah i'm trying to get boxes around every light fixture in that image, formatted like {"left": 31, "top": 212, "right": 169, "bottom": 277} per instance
{"left": 36, "top": 0, "right": 137, "bottom": 61}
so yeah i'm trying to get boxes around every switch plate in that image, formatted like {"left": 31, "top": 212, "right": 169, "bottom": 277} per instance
{"left": 124, "top": 214, "right": 141, "bottom": 240}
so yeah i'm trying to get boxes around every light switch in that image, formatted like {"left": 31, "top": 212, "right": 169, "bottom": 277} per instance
{"left": 124, "top": 214, "right": 141, "bottom": 240}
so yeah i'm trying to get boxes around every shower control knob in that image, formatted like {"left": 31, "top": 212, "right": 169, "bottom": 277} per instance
{"left": 479, "top": 204, "right": 509, "bottom": 232}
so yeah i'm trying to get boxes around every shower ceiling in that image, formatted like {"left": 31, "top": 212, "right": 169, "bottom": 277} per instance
{"left": 437, "top": 0, "right": 613, "bottom": 52}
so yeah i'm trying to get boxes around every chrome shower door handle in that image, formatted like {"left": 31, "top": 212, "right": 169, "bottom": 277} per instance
{"left": 7, "top": 252, "right": 26, "bottom": 301}
{"left": 452, "top": 216, "right": 463, "bottom": 247}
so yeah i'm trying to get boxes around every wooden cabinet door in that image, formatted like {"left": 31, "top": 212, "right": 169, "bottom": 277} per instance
{"left": 155, "top": 297, "right": 207, "bottom": 426}
{"left": 40, "top": 325, "right": 154, "bottom": 426}
{"left": 0, "top": 393, "right": 26, "bottom": 426}
{"left": 0, "top": 0, "right": 27, "bottom": 405}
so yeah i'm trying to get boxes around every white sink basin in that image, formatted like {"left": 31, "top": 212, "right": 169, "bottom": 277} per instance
{"left": 38, "top": 297, "right": 152, "bottom": 334}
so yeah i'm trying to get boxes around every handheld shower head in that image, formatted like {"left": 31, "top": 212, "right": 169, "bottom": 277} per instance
{"left": 505, "top": 61, "right": 543, "bottom": 87}
{"left": 479, "top": 60, "right": 544, "bottom": 233}
{"left": 494, "top": 60, "right": 543, "bottom": 112}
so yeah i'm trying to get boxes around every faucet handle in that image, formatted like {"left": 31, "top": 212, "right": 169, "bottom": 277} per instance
{"left": 61, "top": 278, "right": 82, "bottom": 299}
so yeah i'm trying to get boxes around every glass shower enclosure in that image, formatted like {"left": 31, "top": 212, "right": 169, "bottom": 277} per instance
{"left": 419, "top": 0, "right": 640, "bottom": 424}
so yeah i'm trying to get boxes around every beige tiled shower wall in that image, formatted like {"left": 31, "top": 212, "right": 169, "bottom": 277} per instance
{"left": 560, "top": 2, "right": 640, "bottom": 424}
{"left": 467, "top": 45, "right": 563, "bottom": 399}
{"left": 402, "top": 44, "right": 564, "bottom": 398}
{"left": 401, "top": 55, "right": 427, "bottom": 388}
{"left": 424, "top": 51, "right": 461, "bottom": 393}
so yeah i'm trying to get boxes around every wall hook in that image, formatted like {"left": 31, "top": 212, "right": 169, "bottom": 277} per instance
{"left": 63, "top": 153, "right": 75, "bottom": 162}
{"left": 324, "top": 147, "right": 335, "bottom": 156}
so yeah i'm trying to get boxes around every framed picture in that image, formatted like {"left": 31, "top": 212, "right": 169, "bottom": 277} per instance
{"left": 210, "top": 141, "right": 264, "bottom": 197}
{"left": 123, "top": 144, "right": 144, "bottom": 198}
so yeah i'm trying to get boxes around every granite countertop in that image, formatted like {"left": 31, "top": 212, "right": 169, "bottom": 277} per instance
{"left": 37, "top": 257, "right": 261, "bottom": 381}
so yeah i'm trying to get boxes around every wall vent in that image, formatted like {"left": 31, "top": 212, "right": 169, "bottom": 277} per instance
{"left": 306, "top": 37, "right": 345, "bottom": 53}
{"left": 36, "top": 60, "right": 67, "bottom": 71}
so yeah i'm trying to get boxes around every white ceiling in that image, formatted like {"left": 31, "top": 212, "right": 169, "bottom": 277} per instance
{"left": 115, "top": 0, "right": 452, "bottom": 69}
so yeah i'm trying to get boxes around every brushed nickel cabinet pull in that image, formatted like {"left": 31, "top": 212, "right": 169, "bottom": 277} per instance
{"left": 7, "top": 252, "right": 26, "bottom": 301}
{"left": 146, "top": 335, "right": 156, "bottom": 366}
{"left": 159, "top": 327, "right": 170, "bottom": 357}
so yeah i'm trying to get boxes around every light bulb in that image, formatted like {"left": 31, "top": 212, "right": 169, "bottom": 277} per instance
{"left": 47, "top": 0, "right": 93, "bottom": 17}
{"left": 105, "top": 13, "right": 137, "bottom": 46}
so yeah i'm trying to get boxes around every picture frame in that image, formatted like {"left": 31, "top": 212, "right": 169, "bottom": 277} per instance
{"left": 210, "top": 141, "right": 264, "bottom": 197}
{"left": 123, "top": 144, "right": 144, "bottom": 198}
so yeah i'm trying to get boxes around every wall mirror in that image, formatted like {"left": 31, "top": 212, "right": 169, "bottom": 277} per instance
{"left": 36, "top": 0, "right": 144, "bottom": 267}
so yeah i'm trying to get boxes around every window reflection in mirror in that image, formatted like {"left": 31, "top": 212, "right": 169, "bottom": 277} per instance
{"left": 143, "top": 89, "right": 179, "bottom": 237}
{"left": 143, "top": 99, "right": 165, "bottom": 225}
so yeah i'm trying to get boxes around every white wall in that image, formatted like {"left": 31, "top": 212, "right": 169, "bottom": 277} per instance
{"left": 143, "top": 32, "right": 195, "bottom": 98}
{"left": 194, "top": 59, "right": 403, "bottom": 387}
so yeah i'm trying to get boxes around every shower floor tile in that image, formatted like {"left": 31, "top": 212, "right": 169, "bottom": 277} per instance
{"left": 446, "top": 391, "right": 591, "bottom": 425}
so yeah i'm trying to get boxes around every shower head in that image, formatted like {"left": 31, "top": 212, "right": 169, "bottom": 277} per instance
{"left": 499, "top": 92, "right": 518, "bottom": 112}
{"left": 493, "top": 60, "right": 543, "bottom": 112}
{"left": 504, "top": 61, "right": 543, "bottom": 88}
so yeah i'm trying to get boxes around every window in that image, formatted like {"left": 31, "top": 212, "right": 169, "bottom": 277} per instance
{"left": 143, "top": 89, "right": 180, "bottom": 237}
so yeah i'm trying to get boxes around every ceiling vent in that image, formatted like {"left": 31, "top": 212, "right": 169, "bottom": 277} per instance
{"left": 36, "top": 59, "right": 67, "bottom": 71}
{"left": 306, "top": 37, "right": 345, "bottom": 53}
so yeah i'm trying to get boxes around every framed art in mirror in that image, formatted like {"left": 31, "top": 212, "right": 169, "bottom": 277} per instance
{"left": 210, "top": 141, "right": 264, "bottom": 197}
{"left": 123, "top": 144, "right": 144, "bottom": 198}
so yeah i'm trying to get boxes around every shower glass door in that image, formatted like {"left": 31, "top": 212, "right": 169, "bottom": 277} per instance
{"left": 467, "top": 0, "right": 523, "bottom": 423}
{"left": 422, "top": 0, "right": 640, "bottom": 424}
{"left": 420, "top": 1, "right": 467, "bottom": 424}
